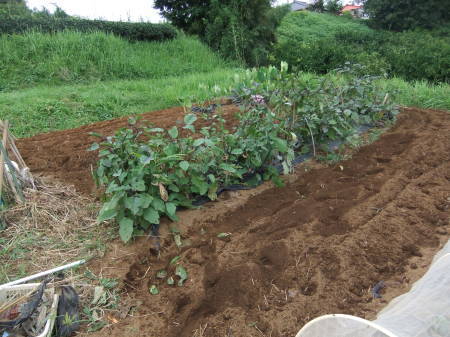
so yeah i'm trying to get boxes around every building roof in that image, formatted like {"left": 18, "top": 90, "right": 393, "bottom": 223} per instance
{"left": 291, "top": 1, "right": 310, "bottom": 11}
{"left": 342, "top": 5, "right": 363, "bottom": 12}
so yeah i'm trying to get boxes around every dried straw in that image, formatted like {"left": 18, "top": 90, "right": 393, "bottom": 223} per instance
{"left": 0, "top": 177, "right": 109, "bottom": 282}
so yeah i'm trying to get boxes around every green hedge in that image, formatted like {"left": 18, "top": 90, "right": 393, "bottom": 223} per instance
{"left": 274, "top": 11, "right": 450, "bottom": 83}
{"left": 0, "top": 17, "right": 177, "bottom": 42}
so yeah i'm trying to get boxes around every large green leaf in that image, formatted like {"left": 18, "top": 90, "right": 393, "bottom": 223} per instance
{"left": 97, "top": 193, "right": 123, "bottom": 222}
{"left": 124, "top": 196, "right": 143, "bottom": 215}
{"left": 97, "top": 208, "right": 117, "bottom": 223}
{"left": 143, "top": 207, "right": 160, "bottom": 224}
{"left": 179, "top": 161, "right": 189, "bottom": 171}
{"left": 192, "top": 176, "right": 208, "bottom": 195}
{"left": 140, "top": 194, "right": 154, "bottom": 208}
{"left": 272, "top": 137, "right": 288, "bottom": 153}
{"left": 152, "top": 198, "right": 165, "bottom": 212}
{"left": 166, "top": 202, "right": 177, "bottom": 217}
{"left": 168, "top": 126, "right": 179, "bottom": 139}
{"left": 219, "top": 163, "right": 236, "bottom": 173}
{"left": 231, "top": 148, "right": 243, "bottom": 155}
{"left": 119, "top": 218, "right": 134, "bottom": 243}
{"left": 184, "top": 113, "right": 197, "bottom": 125}
{"left": 131, "top": 179, "right": 146, "bottom": 192}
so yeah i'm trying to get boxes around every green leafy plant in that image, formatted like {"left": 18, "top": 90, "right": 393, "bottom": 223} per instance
{"left": 93, "top": 63, "right": 397, "bottom": 242}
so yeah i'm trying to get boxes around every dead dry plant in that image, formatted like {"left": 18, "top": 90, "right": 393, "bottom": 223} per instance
{"left": 0, "top": 177, "right": 114, "bottom": 283}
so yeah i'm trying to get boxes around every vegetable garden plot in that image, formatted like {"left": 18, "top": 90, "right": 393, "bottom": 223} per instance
{"left": 11, "top": 66, "right": 450, "bottom": 336}
{"left": 78, "top": 107, "right": 449, "bottom": 337}
{"left": 15, "top": 102, "right": 239, "bottom": 195}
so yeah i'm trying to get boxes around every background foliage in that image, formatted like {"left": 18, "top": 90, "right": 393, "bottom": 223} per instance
{"left": 0, "top": 0, "right": 176, "bottom": 42}
{"left": 154, "top": 0, "right": 290, "bottom": 66}
{"left": 0, "top": 16, "right": 177, "bottom": 42}
{"left": 274, "top": 11, "right": 450, "bottom": 83}
{"left": 324, "top": 0, "right": 343, "bottom": 14}
{"left": 364, "top": 0, "right": 450, "bottom": 31}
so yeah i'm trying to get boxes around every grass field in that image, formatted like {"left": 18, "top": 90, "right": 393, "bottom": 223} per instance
{"left": 0, "top": 69, "right": 240, "bottom": 137}
{"left": 380, "top": 78, "right": 450, "bottom": 110}
{"left": 0, "top": 70, "right": 448, "bottom": 138}
{"left": 0, "top": 31, "right": 232, "bottom": 90}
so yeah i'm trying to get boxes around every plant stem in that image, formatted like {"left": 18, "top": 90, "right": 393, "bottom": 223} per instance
{"left": 304, "top": 118, "right": 316, "bottom": 157}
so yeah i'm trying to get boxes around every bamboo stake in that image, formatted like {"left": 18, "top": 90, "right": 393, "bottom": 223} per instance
{"left": 8, "top": 134, "right": 26, "bottom": 169}
{"left": 7, "top": 134, "right": 35, "bottom": 189}
{"left": 0, "top": 142, "right": 23, "bottom": 203}
{"left": 0, "top": 120, "right": 8, "bottom": 199}
{"left": 0, "top": 122, "right": 35, "bottom": 189}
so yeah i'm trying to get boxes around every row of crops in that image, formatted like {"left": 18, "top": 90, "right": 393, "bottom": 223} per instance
{"left": 92, "top": 64, "right": 398, "bottom": 242}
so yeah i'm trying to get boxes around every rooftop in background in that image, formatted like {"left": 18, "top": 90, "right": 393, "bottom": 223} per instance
{"left": 342, "top": 5, "right": 363, "bottom": 12}
{"left": 290, "top": 0, "right": 311, "bottom": 11}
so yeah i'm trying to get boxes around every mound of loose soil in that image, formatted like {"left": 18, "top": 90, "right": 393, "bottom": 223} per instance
{"left": 16, "top": 102, "right": 239, "bottom": 195}
{"left": 70, "top": 107, "right": 448, "bottom": 337}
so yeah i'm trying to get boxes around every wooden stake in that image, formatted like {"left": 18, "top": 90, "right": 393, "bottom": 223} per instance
{"left": 0, "top": 120, "right": 8, "bottom": 199}
{"left": 8, "top": 134, "right": 26, "bottom": 169}
{"left": 0, "top": 121, "right": 24, "bottom": 203}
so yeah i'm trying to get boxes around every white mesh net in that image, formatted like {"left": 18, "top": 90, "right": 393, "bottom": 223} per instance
{"left": 296, "top": 240, "right": 450, "bottom": 337}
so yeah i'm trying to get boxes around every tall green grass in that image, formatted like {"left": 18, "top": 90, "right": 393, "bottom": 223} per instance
{"left": 0, "top": 31, "right": 232, "bottom": 91}
{"left": 276, "top": 11, "right": 373, "bottom": 43}
{"left": 0, "top": 69, "right": 241, "bottom": 137}
{"left": 0, "top": 69, "right": 448, "bottom": 139}
{"left": 380, "top": 78, "right": 450, "bottom": 110}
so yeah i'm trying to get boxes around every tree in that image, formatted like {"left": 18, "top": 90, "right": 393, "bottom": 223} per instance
{"left": 154, "top": 0, "right": 278, "bottom": 65}
{"left": 363, "top": 0, "right": 450, "bottom": 31}
{"left": 153, "top": 0, "right": 210, "bottom": 35}
{"left": 308, "top": 0, "right": 325, "bottom": 13}
{"left": 324, "top": 0, "right": 343, "bottom": 14}
{"left": 0, "top": 0, "right": 30, "bottom": 18}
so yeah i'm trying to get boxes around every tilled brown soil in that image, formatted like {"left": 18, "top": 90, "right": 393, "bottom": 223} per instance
{"left": 16, "top": 102, "right": 239, "bottom": 195}
{"left": 71, "top": 107, "right": 449, "bottom": 337}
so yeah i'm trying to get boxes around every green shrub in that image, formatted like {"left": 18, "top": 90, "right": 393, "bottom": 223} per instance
{"left": 324, "top": 0, "right": 343, "bottom": 14}
{"left": 276, "top": 11, "right": 372, "bottom": 43}
{"left": 0, "top": 17, "right": 177, "bottom": 42}
{"left": 0, "top": 0, "right": 31, "bottom": 18}
{"left": 274, "top": 13, "right": 384, "bottom": 75}
{"left": 364, "top": 0, "right": 450, "bottom": 32}
{"left": 274, "top": 11, "right": 450, "bottom": 83}
{"left": 274, "top": 12, "right": 377, "bottom": 73}
{"left": 0, "top": 31, "right": 230, "bottom": 90}
{"left": 381, "top": 30, "right": 450, "bottom": 83}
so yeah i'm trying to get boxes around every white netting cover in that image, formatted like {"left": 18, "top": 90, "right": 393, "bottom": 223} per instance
{"left": 296, "top": 240, "right": 450, "bottom": 337}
